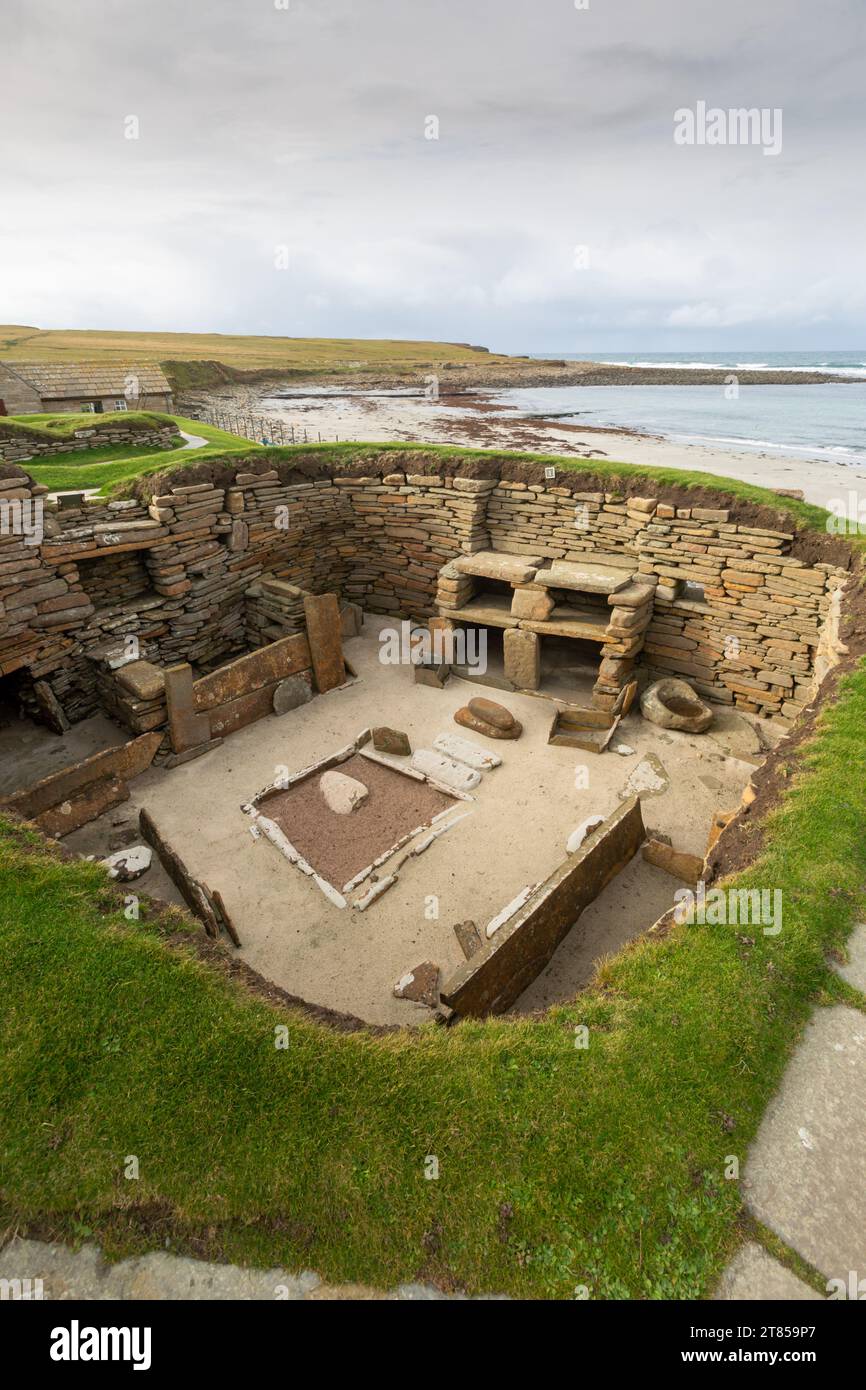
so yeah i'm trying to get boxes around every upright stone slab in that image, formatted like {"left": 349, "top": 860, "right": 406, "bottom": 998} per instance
{"left": 165, "top": 663, "right": 211, "bottom": 754}
{"left": 441, "top": 797, "right": 645, "bottom": 1017}
{"left": 303, "top": 593, "right": 346, "bottom": 693}
{"left": 503, "top": 629, "right": 540, "bottom": 689}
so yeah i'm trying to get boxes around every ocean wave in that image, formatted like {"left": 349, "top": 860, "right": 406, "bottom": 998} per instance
{"left": 669, "top": 432, "right": 866, "bottom": 464}
{"left": 598, "top": 358, "right": 866, "bottom": 377}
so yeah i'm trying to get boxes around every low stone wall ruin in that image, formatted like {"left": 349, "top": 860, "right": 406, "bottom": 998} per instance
{"left": 0, "top": 423, "right": 178, "bottom": 463}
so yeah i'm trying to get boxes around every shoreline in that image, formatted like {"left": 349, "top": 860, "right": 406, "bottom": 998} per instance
{"left": 185, "top": 380, "right": 866, "bottom": 511}
{"left": 176, "top": 357, "right": 863, "bottom": 396}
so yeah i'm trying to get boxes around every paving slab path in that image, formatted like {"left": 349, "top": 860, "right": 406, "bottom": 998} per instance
{"left": 0, "top": 1238, "right": 505, "bottom": 1301}
{"left": 716, "top": 922, "right": 866, "bottom": 1299}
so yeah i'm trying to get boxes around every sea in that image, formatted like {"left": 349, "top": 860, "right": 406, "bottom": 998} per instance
{"left": 513, "top": 351, "right": 866, "bottom": 465}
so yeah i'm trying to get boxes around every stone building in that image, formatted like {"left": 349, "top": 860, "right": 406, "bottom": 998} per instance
{"left": 0, "top": 362, "right": 173, "bottom": 416}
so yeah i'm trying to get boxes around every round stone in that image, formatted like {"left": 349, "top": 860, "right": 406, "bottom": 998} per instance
{"left": 273, "top": 674, "right": 312, "bottom": 715}
{"left": 467, "top": 697, "right": 516, "bottom": 731}
{"left": 319, "top": 770, "right": 369, "bottom": 815}
{"left": 454, "top": 707, "right": 522, "bottom": 740}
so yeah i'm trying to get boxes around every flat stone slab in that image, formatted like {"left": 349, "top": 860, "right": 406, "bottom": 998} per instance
{"left": 605, "top": 580, "right": 656, "bottom": 609}
{"left": 0, "top": 1237, "right": 505, "bottom": 1302}
{"left": 0, "top": 1238, "right": 320, "bottom": 1301}
{"left": 393, "top": 961, "right": 440, "bottom": 1006}
{"left": 115, "top": 660, "right": 166, "bottom": 702}
{"left": 453, "top": 550, "right": 543, "bottom": 584}
{"left": 715, "top": 1243, "right": 822, "bottom": 1301}
{"left": 101, "top": 845, "right": 152, "bottom": 881}
{"left": 832, "top": 922, "right": 866, "bottom": 993}
{"left": 433, "top": 733, "right": 502, "bottom": 770}
{"left": 411, "top": 748, "right": 481, "bottom": 793}
{"left": 742, "top": 1006, "right": 866, "bottom": 1280}
{"left": 619, "top": 753, "right": 670, "bottom": 800}
{"left": 535, "top": 560, "right": 632, "bottom": 594}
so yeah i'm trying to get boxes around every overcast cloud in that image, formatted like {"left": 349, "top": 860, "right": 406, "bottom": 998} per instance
{"left": 1, "top": 0, "right": 864, "bottom": 351}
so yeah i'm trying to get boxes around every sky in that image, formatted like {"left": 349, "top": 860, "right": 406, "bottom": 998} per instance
{"left": 1, "top": 0, "right": 864, "bottom": 353}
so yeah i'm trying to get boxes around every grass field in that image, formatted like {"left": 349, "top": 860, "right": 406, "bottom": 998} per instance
{"left": 0, "top": 443, "right": 864, "bottom": 1298}
{"left": 14, "top": 415, "right": 257, "bottom": 492}
{"left": 0, "top": 325, "right": 515, "bottom": 384}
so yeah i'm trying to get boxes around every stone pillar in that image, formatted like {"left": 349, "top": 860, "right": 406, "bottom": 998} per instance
{"left": 504, "top": 628, "right": 540, "bottom": 690}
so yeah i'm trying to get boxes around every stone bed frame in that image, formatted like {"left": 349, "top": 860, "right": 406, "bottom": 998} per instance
{"left": 243, "top": 729, "right": 470, "bottom": 913}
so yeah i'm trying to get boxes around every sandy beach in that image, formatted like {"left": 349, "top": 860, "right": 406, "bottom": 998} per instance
{"left": 190, "top": 382, "right": 866, "bottom": 512}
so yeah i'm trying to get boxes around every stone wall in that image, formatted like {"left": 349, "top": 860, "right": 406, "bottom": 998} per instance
{"left": 0, "top": 458, "right": 851, "bottom": 730}
{"left": 482, "top": 483, "right": 846, "bottom": 722}
{"left": 0, "top": 423, "right": 177, "bottom": 463}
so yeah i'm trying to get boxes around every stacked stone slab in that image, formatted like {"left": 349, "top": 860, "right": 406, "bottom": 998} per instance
{"left": 482, "top": 486, "right": 847, "bottom": 722}
{"left": 0, "top": 423, "right": 176, "bottom": 464}
{"left": 332, "top": 472, "right": 493, "bottom": 617}
{"left": 244, "top": 578, "right": 309, "bottom": 646}
{"left": 592, "top": 576, "right": 658, "bottom": 710}
{"left": 94, "top": 657, "right": 167, "bottom": 734}
{"left": 434, "top": 551, "right": 655, "bottom": 702}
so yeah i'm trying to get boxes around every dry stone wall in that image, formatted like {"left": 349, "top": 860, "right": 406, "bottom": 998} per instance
{"left": 0, "top": 459, "right": 850, "bottom": 730}
{"left": 0, "top": 423, "right": 177, "bottom": 463}
{"left": 482, "top": 483, "right": 846, "bottom": 722}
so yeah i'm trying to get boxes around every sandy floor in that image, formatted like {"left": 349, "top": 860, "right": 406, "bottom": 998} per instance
{"left": 201, "top": 385, "right": 866, "bottom": 511}
{"left": 0, "top": 710, "right": 127, "bottom": 801}
{"left": 35, "top": 617, "right": 773, "bottom": 1026}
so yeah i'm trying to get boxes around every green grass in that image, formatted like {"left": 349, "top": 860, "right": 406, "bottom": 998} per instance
{"left": 15, "top": 416, "right": 257, "bottom": 493}
{"left": 0, "top": 440, "right": 863, "bottom": 1294}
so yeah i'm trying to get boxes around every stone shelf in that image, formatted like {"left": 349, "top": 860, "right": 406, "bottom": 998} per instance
{"left": 534, "top": 560, "right": 634, "bottom": 595}
{"left": 440, "top": 596, "right": 519, "bottom": 629}
{"left": 521, "top": 605, "right": 614, "bottom": 643}
{"left": 441, "top": 596, "right": 615, "bottom": 643}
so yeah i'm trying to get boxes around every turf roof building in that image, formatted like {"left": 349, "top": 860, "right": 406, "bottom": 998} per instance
{"left": 0, "top": 362, "right": 173, "bottom": 416}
